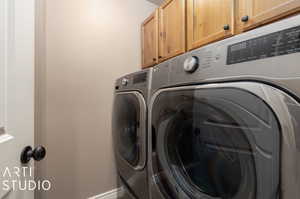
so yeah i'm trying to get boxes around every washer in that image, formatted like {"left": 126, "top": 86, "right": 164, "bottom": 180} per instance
{"left": 148, "top": 14, "right": 300, "bottom": 199}
{"left": 112, "top": 69, "right": 152, "bottom": 199}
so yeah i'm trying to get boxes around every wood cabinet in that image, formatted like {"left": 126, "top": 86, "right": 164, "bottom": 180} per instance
{"left": 187, "top": 0, "right": 235, "bottom": 50}
{"left": 141, "top": 9, "right": 159, "bottom": 68}
{"left": 237, "top": 0, "right": 300, "bottom": 32}
{"left": 158, "top": 0, "right": 186, "bottom": 61}
{"left": 141, "top": 0, "right": 300, "bottom": 68}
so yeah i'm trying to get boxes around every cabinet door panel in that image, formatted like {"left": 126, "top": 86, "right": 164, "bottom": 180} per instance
{"left": 187, "top": 0, "right": 235, "bottom": 50}
{"left": 253, "top": 0, "right": 295, "bottom": 14}
{"left": 142, "top": 10, "right": 158, "bottom": 68}
{"left": 238, "top": 0, "right": 300, "bottom": 32}
{"left": 159, "top": 0, "right": 186, "bottom": 61}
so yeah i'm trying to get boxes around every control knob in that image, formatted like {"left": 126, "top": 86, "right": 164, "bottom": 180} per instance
{"left": 121, "top": 78, "right": 129, "bottom": 86}
{"left": 183, "top": 56, "right": 199, "bottom": 73}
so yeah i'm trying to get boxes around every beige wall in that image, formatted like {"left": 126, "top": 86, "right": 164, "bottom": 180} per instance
{"left": 35, "top": 0, "right": 156, "bottom": 198}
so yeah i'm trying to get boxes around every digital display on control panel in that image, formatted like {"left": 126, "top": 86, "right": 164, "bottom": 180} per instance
{"left": 133, "top": 72, "right": 147, "bottom": 84}
{"left": 227, "top": 25, "right": 300, "bottom": 65}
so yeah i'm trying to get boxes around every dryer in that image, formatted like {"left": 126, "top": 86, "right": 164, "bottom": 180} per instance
{"left": 112, "top": 69, "right": 152, "bottom": 199}
{"left": 148, "top": 14, "right": 300, "bottom": 199}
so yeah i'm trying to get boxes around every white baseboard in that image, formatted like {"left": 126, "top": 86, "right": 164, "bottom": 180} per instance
{"left": 87, "top": 188, "right": 121, "bottom": 199}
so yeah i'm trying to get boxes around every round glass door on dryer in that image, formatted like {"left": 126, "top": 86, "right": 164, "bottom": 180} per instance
{"left": 150, "top": 82, "right": 300, "bottom": 199}
{"left": 112, "top": 91, "right": 147, "bottom": 198}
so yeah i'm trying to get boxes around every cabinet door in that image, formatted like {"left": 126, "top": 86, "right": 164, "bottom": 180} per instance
{"left": 159, "top": 0, "right": 186, "bottom": 62}
{"left": 187, "top": 0, "right": 235, "bottom": 51}
{"left": 141, "top": 9, "right": 158, "bottom": 68}
{"left": 237, "top": 0, "right": 300, "bottom": 32}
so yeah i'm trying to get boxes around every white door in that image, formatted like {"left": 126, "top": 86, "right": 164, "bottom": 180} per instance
{"left": 0, "top": 0, "right": 37, "bottom": 198}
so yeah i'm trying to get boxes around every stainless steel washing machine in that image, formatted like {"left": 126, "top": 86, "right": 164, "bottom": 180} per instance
{"left": 112, "top": 69, "right": 152, "bottom": 199}
{"left": 148, "top": 14, "right": 300, "bottom": 199}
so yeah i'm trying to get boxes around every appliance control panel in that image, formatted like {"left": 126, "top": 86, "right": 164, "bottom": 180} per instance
{"left": 133, "top": 72, "right": 147, "bottom": 84}
{"left": 227, "top": 25, "right": 300, "bottom": 65}
{"left": 119, "top": 72, "right": 148, "bottom": 88}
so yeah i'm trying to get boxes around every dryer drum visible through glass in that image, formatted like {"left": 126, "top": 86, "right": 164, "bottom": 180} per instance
{"left": 113, "top": 91, "right": 146, "bottom": 170}
{"left": 151, "top": 82, "right": 300, "bottom": 199}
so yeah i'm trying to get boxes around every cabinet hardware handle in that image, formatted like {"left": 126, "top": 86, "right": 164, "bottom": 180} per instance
{"left": 153, "top": 58, "right": 156, "bottom": 61}
{"left": 241, "top": 15, "right": 249, "bottom": 22}
{"left": 159, "top": 56, "right": 162, "bottom": 59}
{"left": 223, "top": 24, "right": 230, "bottom": 30}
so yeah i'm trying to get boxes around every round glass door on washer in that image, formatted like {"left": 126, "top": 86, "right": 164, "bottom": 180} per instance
{"left": 150, "top": 82, "right": 300, "bottom": 199}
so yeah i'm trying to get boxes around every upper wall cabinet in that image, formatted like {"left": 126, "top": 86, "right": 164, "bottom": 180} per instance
{"left": 142, "top": 9, "right": 159, "bottom": 68}
{"left": 159, "top": 0, "right": 186, "bottom": 61}
{"left": 237, "top": 0, "right": 300, "bottom": 32}
{"left": 187, "top": 0, "right": 235, "bottom": 51}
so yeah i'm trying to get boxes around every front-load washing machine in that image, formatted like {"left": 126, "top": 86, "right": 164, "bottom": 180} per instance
{"left": 112, "top": 69, "right": 152, "bottom": 199}
{"left": 148, "top": 14, "right": 300, "bottom": 199}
